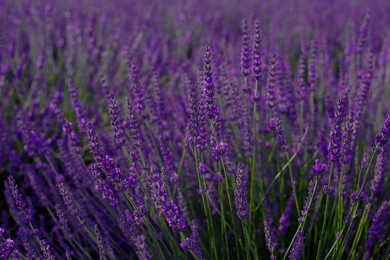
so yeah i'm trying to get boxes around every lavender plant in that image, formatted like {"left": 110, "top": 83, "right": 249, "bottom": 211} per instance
{"left": 0, "top": 0, "right": 389, "bottom": 259}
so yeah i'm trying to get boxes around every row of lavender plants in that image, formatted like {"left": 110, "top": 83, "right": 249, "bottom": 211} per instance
{"left": 1, "top": 0, "right": 389, "bottom": 259}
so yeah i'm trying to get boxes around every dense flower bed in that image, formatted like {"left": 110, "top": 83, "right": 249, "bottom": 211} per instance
{"left": 0, "top": 0, "right": 389, "bottom": 259}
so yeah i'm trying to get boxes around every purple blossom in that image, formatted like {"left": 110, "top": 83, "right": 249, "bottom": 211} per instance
{"left": 278, "top": 193, "right": 294, "bottom": 235}
{"left": 375, "top": 114, "right": 390, "bottom": 150}
{"left": 311, "top": 159, "right": 326, "bottom": 176}
{"left": 341, "top": 111, "right": 356, "bottom": 164}
{"left": 234, "top": 163, "right": 249, "bottom": 220}
{"left": 328, "top": 98, "right": 346, "bottom": 163}
{"left": 370, "top": 152, "right": 385, "bottom": 197}
{"left": 148, "top": 164, "right": 186, "bottom": 232}
{"left": 367, "top": 200, "right": 390, "bottom": 248}
{"left": 203, "top": 46, "right": 217, "bottom": 120}
{"left": 0, "top": 228, "right": 15, "bottom": 259}
{"left": 181, "top": 220, "right": 204, "bottom": 260}
{"left": 289, "top": 230, "right": 304, "bottom": 260}
{"left": 241, "top": 19, "right": 251, "bottom": 77}
{"left": 7, "top": 176, "right": 32, "bottom": 224}
{"left": 252, "top": 19, "right": 263, "bottom": 81}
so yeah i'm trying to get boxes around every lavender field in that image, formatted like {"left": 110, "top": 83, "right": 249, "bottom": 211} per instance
{"left": 0, "top": 0, "right": 389, "bottom": 259}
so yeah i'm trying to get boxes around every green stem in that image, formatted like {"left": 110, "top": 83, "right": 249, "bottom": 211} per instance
{"left": 254, "top": 151, "right": 298, "bottom": 211}
{"left": 249, "top": 79, "right": 259, "bottom": 222}
{"left": 194, "top": 147, "right": 218, "bottom": 259}
{"left": 316, "top": 163, "right": 334, "bottom": 260}
{"left": 283, "top": 178, "right": 318, "bottom": 260}
{"left": 285, "top": 153, "right": 300, "bottom": 214}
{"left": 349, "top": 203, "right": 371, "bottom": 258}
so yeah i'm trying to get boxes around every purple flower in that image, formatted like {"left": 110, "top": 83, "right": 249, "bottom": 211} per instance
{"left": 56, "top": 174, "right": 79, "bottom": 218}
{"left": 271, "top": 109, "right": 289, "bottom": 152}
{"left": 203, "top": 46, "right": 217, "bottom": 120}
{"left": 370, "top": 152, "right": 385, "bottom": 197}
{"left": 252, "top": 19, "right": 263, "bottom": 81}
{"left": 264, "top": 218, "right": 277, "bottom": 255}
{"left": 0, "top": 228, "right": 15, "bottom": 259}
{"left": 126, "top": 97, "right": 142, "bottom": 150}
{"left": 241, "top": 19, "right": 251, "bottom": 77}
{"left": 199, "top": 163, "right": 207, "bottom": 175}
{"left": 311, "top": 159, "right": 326, "bottom": 176}
{"left": 308, "top": 40, "right": 317, "bottom": 90}
{"left": 181, "top": 220, "right": 204, "bottom": 260}
{"left": 94, "top": 224, "right": 106, "bottom": 260}
{"left": 328, "top": 98, "right": 346, "bottom": 163}
{"left": 234, "top": 163, "right": 249, "bottom": 220}
{"left": 299, "top": 180, "right": 316, "bottom": 224}
{"left": 341, "top": 111, "right": 356, "bottom": 164}
{"left": 278, "top": 193, "right": 294, "bottom": 235}
{"left": 356, "top": 12, "right": 370, "bottom": 53}
{"left": 187, "top": 84, "right": 207, "bottom": 151}
{"left": 148, "top": 164, "right": 186, "bottom": 232}
{"left": 7, "top": 175, "right": 32, "bottom": 224}
{"left": 297, "top": 55, "right": 307, "bottom": 101}
{"left": 101, "top": 76, "right": 126, "bottom": 147}
{"left": 375, "top": 114, "right": 390, "bottom": 150}
{"left": 40, "top": 239, "right": 55, "bottom": 260}
{"left": 367, "top": 200, "right": 390, "bottom": 248}
{"left": 266, "top": 53, "right": 279, "bottom": 111}
{"left": 68, "top": 78, "right": 87, "bottom": 129}
{"left": 289, "top": 230, "right": 304, "bottom": 260}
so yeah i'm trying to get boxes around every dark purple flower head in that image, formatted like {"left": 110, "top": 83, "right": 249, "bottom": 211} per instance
{"left": 297, "top": 55, "right": 307, "bottom": 100}
{"left": 266, "top": 53, "right": 278, "bottom": 111}
{"left": 68, "top": 78, "right": 87, "bottom": 129}
{"left": 187, "top": 84, "right": 207, "bottom": 151}
{"left": 252, "top": 19, "right": 263, "bottom": 81}
{"left": 241, "top": 19, "right": 251, "bottom": 77}
{"left": 311, "top": 159, "right": 326, "bottom": 176}
{"left": 289, "top": 230, "right": 304, "bottom": 260}
{"left": 370, "top": 152, "right": 385, "bottom": 197}
{"left": 375, "top": 114, "right": 390, "bottom": 150}
{"left": 234, "top": 163, "right": 249, "bottom": 220}
{"left": 148, "top": 164, "right": 186, "bottom": 232}
{"left": 264, "top": 218, "right": 277, "bottom": 255}
{"left": 213, "top": 172, "right": 223, "bottom": 184}
{"left": 101, "top": 76, "right": 126, "bottom": 147}
{"left": 278, "top": 193, "right": 294, "bottom": 236}
{"left": 341, "top": 111, "right": 356, "bottom": 164}
{"left": 7, "top": 175, "right": 32, "bottom": 224}
{"left": 0, "top": 228, "right": 15, "bottom": 259}
{"left": 181, "top": 220, "right": 204, "bottom": 260}
{"left": 199, "top": 163, "right": 207, "bottom": 175}
{"left": 328, "top": 98, "right": 346, "bottom": 163}
{"left": 86, "top": 121, "right": 104, "bottom": 163}
{"left": 40, "top": 239, "right": 55, "bottom": 260}
{"left": 367, "top": 200, "right": 390, "bottom": 248}
{"left": 272, "top": 109, "right": 289, "bottom": 152}
{"left": 308, "top": 40, "right": 317, "bottom": 90}
{"left": 356, "top": 11, "right": 370, "bottom": 53}
{"left": 126, "top": 97, "right": 142, "bottom": 150}
{"left": 56, "top": 174, "right": 79, "bottom": 218}
{"left": 203, "top": 46, "right": 217, "bottom": 120}
{"left": 94, "top": 224, "right": 106, "bottom": 260}
{"left": 299, "top": 180, "right": 316, "bottom": 224}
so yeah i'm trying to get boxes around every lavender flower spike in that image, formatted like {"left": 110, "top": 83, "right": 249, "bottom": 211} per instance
{"left": 375, "top": 114, "right": 390, "bottom": 151}
{"left": 101, "top": 76, "right": 126, "bottom": 147}
{"left": 252, "top": 19, "right": 263, "bottom": 81}
{"left": 328, "top": 98, "right": 346, "bottom": 163}
{"left": 289, "top": 230, "right": 304, "bottom": 260}
{"left": 203, "top": 46, "right": 217, "bottom": 120}
{"left": 241, "top": 19, "right": 251, "bottom": 77}
{"left": 234, "top": 163, "right": 249, "bottom": 220}
{"left": 180, "top": 220, "right": 205, "bottom": 260}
